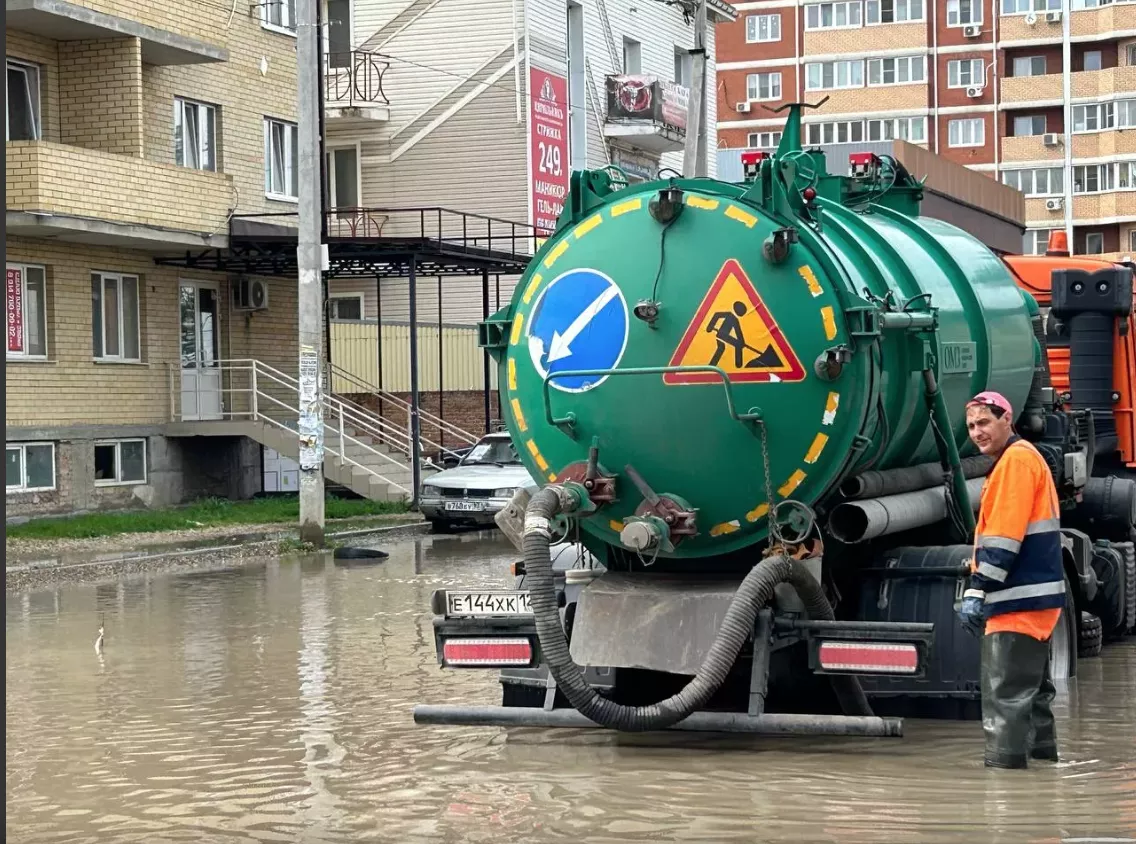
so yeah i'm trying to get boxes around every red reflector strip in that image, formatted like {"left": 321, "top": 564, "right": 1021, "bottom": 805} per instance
{"left": 443, "top": 638, "right": 532, "bottom": 667}
{"left": 818, "top": 641, "right": 919, "bottom": 674}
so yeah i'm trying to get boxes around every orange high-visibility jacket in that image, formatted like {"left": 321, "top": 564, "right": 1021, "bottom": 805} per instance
{"left": 967, "top": 436, "right": 1065, "bottom": 641}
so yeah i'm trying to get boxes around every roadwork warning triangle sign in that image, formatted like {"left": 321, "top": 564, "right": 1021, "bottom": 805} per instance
{"left": 664, "top": 259, "right": 806, "bottom": 385}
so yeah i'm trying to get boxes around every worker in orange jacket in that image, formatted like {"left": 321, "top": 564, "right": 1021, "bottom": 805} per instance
{"left": 959, "top": 390, "right": 1065, "bottom": 769}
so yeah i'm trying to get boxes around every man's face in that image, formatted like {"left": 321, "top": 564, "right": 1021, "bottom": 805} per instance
{"left": 967, "top": 405, "right": 1012, "bottom": 456}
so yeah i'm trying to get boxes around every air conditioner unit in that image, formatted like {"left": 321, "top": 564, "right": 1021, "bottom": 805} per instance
{"left": 736, "top": 101, "right": 752, "bottom": 113}
{"left": 963, "top": 24, "right": 981, "bottom": 37}
{"left": 966, "top": 85, "right": 984, "bottom": 98}
{"left": 1024, "top": 11, "right": 1038, "bottom": 25}
{"left": 1042, "top": 132, "right": 1061, "bottom": 146}
{"left": 1046, "top": 10, "right": 1062, "bottom": 22}
{"left": 1045, "top": 197, "right": 1064, "bottom": 212}
{"left": 233, "top": 277, "right": 268, "bottom": 310}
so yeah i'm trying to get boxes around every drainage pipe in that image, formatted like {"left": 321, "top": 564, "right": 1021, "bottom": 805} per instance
{"left": 828, "top": 477, "right": 986, "bottom": 544}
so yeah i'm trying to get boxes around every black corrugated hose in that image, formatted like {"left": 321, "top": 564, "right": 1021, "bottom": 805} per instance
{"left": 523, "top": 487, "right": 873, "bottom": 731}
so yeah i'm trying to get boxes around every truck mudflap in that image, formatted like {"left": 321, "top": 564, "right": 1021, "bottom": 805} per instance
{"left": 419, "top": 587, "right": 934, "bottom": 738}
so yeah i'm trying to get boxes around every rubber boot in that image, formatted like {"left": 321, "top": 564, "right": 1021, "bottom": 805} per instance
{"left": 981, "top": 631, "right": 1050, "bottom": 769}
{"left": 1029, "top": 651, "right": 1059, "bottom": 762}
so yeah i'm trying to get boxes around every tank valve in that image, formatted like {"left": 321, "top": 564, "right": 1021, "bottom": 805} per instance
{"left": 620, "top": 519, "right": 665, "bottom": 553}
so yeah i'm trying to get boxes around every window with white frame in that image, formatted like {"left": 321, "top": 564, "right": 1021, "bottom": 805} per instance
{"left": 1001, "top": 0, "right": 1060, "bottom": 12}
{"left": 747, "top": 131, "right": 783, "bottom": 149}
{"left": 674, "top": 48, "right": 693, "bottom": 86}
{"left": 1127, "top": 44, "right": 1136, "bottom": 66}
{"left": 6, "top": 442, "right": 55, "bottom": 493}
{"left": 805, "top": 60, "right": 864, "bottom": 91}
{"left": 174, "top": 97, "right": 217, "bottom": 172}
{"left": 867, "top": 116, "right": 927, "bottom": 142}
{"left": 1072, "top": 102, "right": 1119, "bottom": 133}
{"left": 867, "top": 56, "right": 925, "bottom": 85}
{"left": 1130, "top": 228, "right": 1136, "bottom": 252}
{"left": 1073, "top": 164, "right": 1116, "bottom": 194}
{"left": 746, "top": 13, "right": 781, "bottom": 42}
{"left": 946, "top": 0, "right": 982, "bottom": 25}
{"left": 1023, "top": 229, "right": 1060, "bottom": 255}
{"left": 329, "top": 294, "right": 364, "bottom": 320}
{"left": 804, "top": 1, "right": 863, "bottom": 30}
{"left": 1082, "top": 50, "right": 1103, "bottom": 71}
{"left": 6, "top": 263, "right": 47, "bottom": 359}
{"left": 747, "top": 72, "right": 782, "bottom": 101}
{"left": 866, "top": 0, "right": 924, "bottom": 23}
{"left": 1001, "top": 167, "right": 1063, "bottom": 195}
{"left": 6, "top": 58, "right": 41, "bottom": 141}
{"left": 1118, "top": 161, "right": 1136, "bottom": 188}
{"left": 261, "top": 0, "right": 296, "bottom": 33}
{"left": 1012, "top": 114, "right": 1047, "bottom": 136}
{"left": 264, "top": 117, "right": 298, "bottom": 199}
{"left": 1084, "top": 232, "right": 1105, "bottom": 254}
{"left": 1072, "top": 0, "right": 1119, "bottom": 7}
{"left": 948, "top": 117, "right": 984, "bottom": 147}
{"left": 947, "top": 59, "right": 985, "bottom": 87}
{"left": 622, "top": 38, "right": 642, "bottom": 74}
{"left": 1012, "top": 56, "right": 1047, "bottom": 76}
{"left": 806, "top": 120, "right": 866, "bottom": 144}
{"left": 91, "top": 272, "right": 141, "bottom": 362}
{"left": 94, "top": 439, "right": 147, "bottom": 486}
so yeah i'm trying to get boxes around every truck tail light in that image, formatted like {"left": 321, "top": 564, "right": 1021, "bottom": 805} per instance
{"left": 817, "top": 641, "right": 919, "bottom": 674}
{"left": 442, "top": 637, "right": 533, "bottom": 667}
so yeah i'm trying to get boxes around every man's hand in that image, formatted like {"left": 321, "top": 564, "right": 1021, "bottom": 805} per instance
{"left": 958, "top": 595, "right": 986, "bottom": 638}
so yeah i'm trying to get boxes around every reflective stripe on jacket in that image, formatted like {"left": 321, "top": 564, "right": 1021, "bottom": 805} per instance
{"left": 966, "top": 436, "right": 1066, "bottom": 617}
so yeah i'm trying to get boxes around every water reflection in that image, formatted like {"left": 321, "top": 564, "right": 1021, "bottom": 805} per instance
{"left": 6, "top": 530, "right": 1136, "bottom": 843}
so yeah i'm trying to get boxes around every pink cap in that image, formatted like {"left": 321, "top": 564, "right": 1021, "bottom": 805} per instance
{"left": 967, "top": 391, "right": 1013, "bottom": 416}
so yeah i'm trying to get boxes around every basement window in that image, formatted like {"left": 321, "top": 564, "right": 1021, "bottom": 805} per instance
{"left": 6, "top": 58, "right": 41, "bottom": 141}
{"left": 94, "top": 439, "right": 147, "bottom": 486}
{"left": 6, "top": 442, "right": 55, "bottom": 493}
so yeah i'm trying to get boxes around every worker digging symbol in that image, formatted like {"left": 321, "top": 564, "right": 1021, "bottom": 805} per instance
{"left": 665, "top": 259, "right": 805, "bottom": 384}
{"left": 706, "top": 300, "right": 786, "bottom": 370}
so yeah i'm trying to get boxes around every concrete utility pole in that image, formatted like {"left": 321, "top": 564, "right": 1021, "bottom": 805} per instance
{"left": 296, "top": 0, "right": 326, "bottom": 545}
{"left": 682, "top": 0, "right": 709, "bottom": 178}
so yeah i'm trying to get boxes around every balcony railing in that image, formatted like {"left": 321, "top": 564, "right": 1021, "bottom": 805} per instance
{"left": 325, "top": 49, "right": 390, "bottom": 109}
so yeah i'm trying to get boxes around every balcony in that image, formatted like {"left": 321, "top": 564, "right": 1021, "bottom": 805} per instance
{"left": 1072, "top": 66, "right": 1136, "bottom": 99}
{"left": 603, "top": 75, "right": 688, "bottom": 155}
{"left": 1001, "top": 134, "right": 1064, "bottom": 163}
{"left": 5, "top": 0, "right": 227, "bottom": 64}
{"left": 325, "top": 50, "right": 391, "bottom": 125}
{"left": 1000, "top": 73, "right": 1063, "bottom": 106}
{"left": 1071, "top": 2, "right": 1136, "bottom": 37}
{"left": 1074, "top": 191, "right": 1136, "bottom": 223}
{"left": 1073, "top": 130, "right": 1136, "bottom": 159}
{"left": 6, "top": 141, "right": 234, "bottom": 249}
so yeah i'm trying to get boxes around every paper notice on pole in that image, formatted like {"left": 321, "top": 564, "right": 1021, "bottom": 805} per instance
{"left": 298, "top": 348, "right": 323, "bottom": 470}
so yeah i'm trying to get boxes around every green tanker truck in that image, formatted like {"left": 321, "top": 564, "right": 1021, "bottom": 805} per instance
{"left": 413, "top": 104, "right": 1135, "bottom": 738}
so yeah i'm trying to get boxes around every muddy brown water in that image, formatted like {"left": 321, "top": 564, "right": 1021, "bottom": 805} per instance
{"left": 6, "top": 531, "right": 1136, "bottom": 843}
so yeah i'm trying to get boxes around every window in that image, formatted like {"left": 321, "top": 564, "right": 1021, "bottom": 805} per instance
{"left": 1084, "top": 232, "right": 1105, "bottom": 255}
{"left": 1012, "top": 56, "right": 1047, "bottom": 76}
{"left": 325, "top": 146, "right": 359, "bottom": 209}
{"left": 1118, "top": 161, "right": 1136, "bottom": 189}
{"left": 1072, "top": 0, "right": 1118, "bottom": 6}
{"left": 326, "top": 0, "right": 352, "bottom": 69}
{"left": 1128, "top": 44, "right": 1136, "bottom": 66}
{"left": 806, "top": 120, "right": 866, "bottom": 144}
{"left": 1130, "top": 229, "right": 1136, "bottom": 252}
{"left": 867, "top": 116, "right": 927, "bottom": 142}
{"left": 948, "top": 117, "right": 984, "bottom": 147}
{"left": 1083, "top": 51, "right": 1103, "bottom": 71}
{"left": 867, "top": 56, "right": 925, "bottom": 85}
{"left": 746, "top": 13, "right": 781, "bottom": 41}
{"left": 94, "top": 439, "right": 147, "bottom": 486}
{"left": 1072, "top": 102, "right": 1123, "bottom": 133}
{"left": 1073, "top": 164, "right": 1115, "bottom": 194}
{"left": 805, "top": 60, "right": 864, "bottom": 90}
{"left": 6, "top": 58, "right": 41, "bottom": 141}
{"left": 6, "top": 264, "right": 47, "bottom": 359}
{"left": 947, "top": 0, "right": 982, "bottom": 25}
{"left": 804, "top": 1, "right": 863, "bottom": 30}
{"left": 1001, "top": 0, "right": 1060, "bottom": 12}
{"left": 866, "top": 0, "right": 924, "bottom": 23}
{"left": 6, "top": 443, "right": 55, "bottom": 493}
{"left": 747, "top": 72, "right": 782, "bottom": 101}
{"left": 173, "top": 98, "right": 217, "bottom": 172}
{"left": 1023, "top": 229, "right": 1060, "bottom": 255}
{"left": 264, "top": 117, "right": 298, "bottom": 199}
{"left": 622, "top": 38, "right": 642, "bottom": 74}
{"left": 947, "top": 59, "right": 985, "bottom": 87}
{"left": 329, "top": 294, "right": 364, "bottom": 320}
{"left": 1012, "top": 115, "right": 1046, "bottom": 136}
{"left": 674, "top": 48, "right": 692, "bottom": 86}
{"left": 747, "top": 131, "right": 783, "bottom": 149}
{"left": 261, "top": 0, "right": 295, "bottom": 33}
{"left": 91, "top": 272, "right": 141, "bottom": 362}
{"left": 1001, "top": 167, "right": 1063, "bottom": 195}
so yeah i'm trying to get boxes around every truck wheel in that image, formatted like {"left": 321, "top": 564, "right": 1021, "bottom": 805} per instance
{"left": 1050, "top": 576, "right": 1078, "bottom": 681}
{"left": 1078, "top": 612, "right": 1103, "bottom": 658}
{"left": 1122, "top": 543, "right": 1136, "bottom": 634}
{"left": 1089, "top": 546, "right": 1125, "bottom": 637}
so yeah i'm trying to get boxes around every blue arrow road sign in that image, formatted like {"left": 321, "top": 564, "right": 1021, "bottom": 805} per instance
{"left": 526, "top": 268, "right": 629, "bottom": 393}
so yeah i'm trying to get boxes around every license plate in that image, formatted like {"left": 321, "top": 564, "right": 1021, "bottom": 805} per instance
{"left": 445, "top": 590, "right": 533, "bottom": 617}
{"left": 445, "top": 500, "right": 485, "bottom": 512}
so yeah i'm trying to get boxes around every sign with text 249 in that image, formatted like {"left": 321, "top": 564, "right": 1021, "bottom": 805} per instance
{"left": 530, "top": 68, "right": 569, "bottom": 237}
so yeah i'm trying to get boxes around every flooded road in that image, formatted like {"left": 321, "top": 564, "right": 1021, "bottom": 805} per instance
{"left": 7, "top": 531, "right": 1136, "bottom": 844}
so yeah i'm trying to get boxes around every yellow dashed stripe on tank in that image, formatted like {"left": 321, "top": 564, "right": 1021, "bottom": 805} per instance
{"left": 547, "top": 472, "right": 557, "bottom": 482}
{"left": 609, "top": 519, "right": 624, "bottom": 532}
{"left": 804, "top": 433, "right": 829, "bottom": 464}
{"left": 799, "top": 265, "right": 823, "bottom": 297}
{"left": 820, "top": 306, "right": 837, "bottom": 341}
{"left": 507, "top": 358, "right": 517, "bottom": 390}
{"left": 725, "top": 205, "right": 758, "bottom": 228}
{"left": 509, "top": 313, "right": 525, "bottom": 346}
{"left": 526, "top": 439, "right": 550, "bottom": 472}
{"left": 573, "top": 214, "right": 603, "bottom": 238}
{"left": 823, "top": 392, "right": 840, "bottom": 426}
{"left": 612, "top": 197, "right": 643, "bottom": 216}
{"left": 686, "top": 195, "right": 720, "bottom": 210}
{"left": 746, "top": 503, "right": 770, "bottom": 523}
{"left": 543, "top": 240, "right": 569, "bottom": 269}
{"left": 711, "top": 520, "right": 740, "bottom": 537}
{"left": 521, "top": 273, "right": 543, "bottom": 304}
{"left": 779, "top": 470, "right": 806, "bottom": 497}
{"left": 510, "top": 398, "right": 527, "bottom": 432}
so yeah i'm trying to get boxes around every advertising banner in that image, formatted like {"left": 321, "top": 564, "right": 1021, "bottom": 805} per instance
{"left": 7, "top": 267, "right": 23, "bottom": 354}
{"left": 529, "top": 67, "right": 570, "bottom": 238}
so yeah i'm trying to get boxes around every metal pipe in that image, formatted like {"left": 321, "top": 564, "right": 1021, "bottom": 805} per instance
{"left": 841, "top": 454, "right": 992, "bottom": 500}
{"left": 409, "top": 256, "right": 422, "bottom": 508}
{"left": 413, "top": 705, "right": 903, "bottom": 737}
{"left": 773, "top": 618, "right": 935, "bottom": 634}
{"left": 828, "top": 477, "right": 985, "bottom": 544}
{"left": 923, "top": 368, "right": 976, "bottom": 536}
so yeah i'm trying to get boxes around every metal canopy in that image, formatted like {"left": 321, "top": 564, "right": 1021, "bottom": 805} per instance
{"left": 151, "top": 207, "right": 540, "bottom": 279}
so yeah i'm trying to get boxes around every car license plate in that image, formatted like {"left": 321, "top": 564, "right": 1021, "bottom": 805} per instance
{"left": 445, "top": 590, "right": 533, "bottom": 617}
{"left": 445, "top": 501, "right": 485, "bottom": 512}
